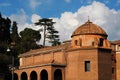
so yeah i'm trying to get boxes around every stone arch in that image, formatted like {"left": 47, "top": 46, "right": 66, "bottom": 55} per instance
{"left": 54, "top": 69, "right": 62, "bottom": 80}
{"left": 14, "top": 73, "right": 18, "bottom": 80}
{"left": 30, "top": 71, "right": 37, "bottom": 80}
{"left": 21, "top": 72, "right": 28, "bottom": 80}
{"left": 40, "top": 69, "right": 48, "bottom": 80}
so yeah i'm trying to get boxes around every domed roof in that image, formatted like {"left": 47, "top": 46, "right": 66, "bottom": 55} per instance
{"left": 71, "top": 20, "right": 107, "bottom": 37}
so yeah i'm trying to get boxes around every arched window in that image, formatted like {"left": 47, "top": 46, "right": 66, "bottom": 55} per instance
{"left": 99, "top": 38, "right": 104, "bottom": 46}
{"left": 30, "top": 71, "right": 37, "bottom": 80}
{"left": 54, "top": 69, "right": 62, "bottom": 80}
{"left": 79, "top": 38, "right": 82, "bottom": 46}
{"left": 92, "top": 41, "right": 94, "bottom": 46}
{"left": 14, "top": 73, "right": 18, "bottom": 80}
{"left": 40, "top": 69, "right": 48, "bottom": 80}
{"left": 75, "top": 40, "right": 78, "bottom": 46}
{"left": 21, "top": 72, "right": 28, "bottom": 80}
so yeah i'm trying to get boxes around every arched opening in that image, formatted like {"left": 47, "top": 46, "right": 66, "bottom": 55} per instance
{"left": 74, "top": 40, "right": 78, "bottom": 46}
{"left": 54, "top": 69, "right": 62, "bottom": 80}
{"left": 14, "top": 73, "right": 18, "bottom": 80}
{"left": 40, "top": 69, "right": 48, "bottom": 80}
{"left": 99, "top": 38, "right": 104, "bottom": 46}
{"left": 21, "top": 72, "right": 28, "bottom": 80}
{"left": 30, "top": 71, "right": 37, "bottom": 80}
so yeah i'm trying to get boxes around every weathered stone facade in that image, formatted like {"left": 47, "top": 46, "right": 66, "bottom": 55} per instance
{"left": 14, "top": 20, "right": 117, "bottom": 80}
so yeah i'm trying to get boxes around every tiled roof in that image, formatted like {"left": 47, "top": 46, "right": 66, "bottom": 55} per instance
{"left": 19, "top": 43, "right": 71, "bottom": 57}
{"left": 111, "top": 40, "right": 120, "bottom": 44}
{"left": 71, "top": 20, "right": 107, "bottom": 37}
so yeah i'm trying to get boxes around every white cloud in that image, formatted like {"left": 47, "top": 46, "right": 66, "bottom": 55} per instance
{"left": 22, "top": 23, "right": 41, "bottom": 31}
{"left": 10, "top": 1, "right": 120, "bottom": 45}
{"left": 52, "top": 1, "right": 120, "bottom": 41}
{"left": 30, "top": 0, "right": 41, "bottom": 10}
{"left": 31, "top": 14, "right": 41, "bottom": 23}
{"left": 9, "top": 11, "right": 42, "bottom": 32}
{"left": 9, "top": 9, "right": 28, "bottom": 32}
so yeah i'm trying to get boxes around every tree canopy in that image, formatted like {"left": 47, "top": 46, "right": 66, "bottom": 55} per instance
{"left": 0, "top": 13, "right": 42, "bottom": 78}
{"left": 47, "top": 24, "right": 61, "bottom": 46}
{"left": 35, "top": 18, "right": 61, "bottom": 46}
{"left": 18, "top": 28, "right": 41, "bottom": 53}
{"left": 0, "top": 13, "right": 61, "bottom": 79}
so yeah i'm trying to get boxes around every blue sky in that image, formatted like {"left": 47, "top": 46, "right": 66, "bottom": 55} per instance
{"left": 1, "top": 0, "right": 120, "bottom": 18}
{"left": 0, "top": 0, "right": 120, "bottom": 43}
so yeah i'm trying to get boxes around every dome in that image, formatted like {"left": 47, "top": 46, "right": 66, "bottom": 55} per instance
{"left": 71, "top": 20, "right": 107, "bottom": 37}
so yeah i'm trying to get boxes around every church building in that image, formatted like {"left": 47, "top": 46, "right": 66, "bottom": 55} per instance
{"left": 14, "top": 20, "right": 117, "bottom": 80}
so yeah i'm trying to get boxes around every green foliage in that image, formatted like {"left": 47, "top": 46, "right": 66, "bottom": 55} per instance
{"left": 0, "top": 17, "right": 11, "bottom": 43}
{"left": 19, "top": 28, "right": 41, "bottom": 53}
{"left": 20, "top": 28, "right": 41, "bottom": 42}
{"left": 0, "top": 14, "right": 11, "bottom": 53}
{"left": 0, "top": 13, "right": 42, "bottom": 75}
{"left": 35, "top": 18, "right": 56, "bottom": 46}
{"left": 0, "top": 13, "right": 12, "bottom": 75}
{"left": 11, "top": 21, "right": 20, "bottom": 43}
{"left": 35, "top": 18, "right": 61, "bottom": 46}
{"left": 47, "top": 26, "right": 61, "bottom": 46}
{"left": 0, "top": 53, "right": 10, "bottom": 74}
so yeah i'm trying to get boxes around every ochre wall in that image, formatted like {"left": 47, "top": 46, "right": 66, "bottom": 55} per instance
{"left": 116, "top": 52, "right": 120, "bottom": 80}
{"left": 15, "top": 66, "right": 53, "bottom": 80}
{"left": 72, "top": 35, "right": 110, "bottom": 48}
{"left": 20, "top": 51, "right": 66, "bottom": 68}
{"left": 17, "top": 47, "right": 112, "bottom": 80}
{"left": 66, "top": 49, "right": 98, "bottom": 80}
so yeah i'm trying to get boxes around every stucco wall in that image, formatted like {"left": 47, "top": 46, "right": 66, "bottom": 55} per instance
{"left": 66, "top": 48, "right": 98, "bottom": 80}
{"left": 19, "top": 51, "right": 66, "bottom": 68}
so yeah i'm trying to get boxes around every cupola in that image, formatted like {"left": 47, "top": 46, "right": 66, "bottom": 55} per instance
{"left": 71, "top": 20, "right": 110, "bottom": 48}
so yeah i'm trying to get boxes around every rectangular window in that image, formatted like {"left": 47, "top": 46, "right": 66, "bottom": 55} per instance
{"left": 112, "top": 68, "right": 114, "bottom": 74}
{"left": 118, "top": 45, "right": 120, "bottom": 50}
{"left": 85, "top": 61, "right": 90, "bottom": 72}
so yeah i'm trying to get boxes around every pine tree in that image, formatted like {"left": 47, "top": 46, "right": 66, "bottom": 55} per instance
{"left": 35, "top": 18, "right": 54, "bottom": 46}
{"left": 47, "top": 25, "right": 61, "bottom": 46}
{"left": 11, "top": 21, "right": 20, "bottom": 43}
{"left": 35, "top": 18, "right": 61, "bottom": 46}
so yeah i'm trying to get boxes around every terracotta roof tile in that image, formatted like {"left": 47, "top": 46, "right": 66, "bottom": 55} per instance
{"left": 71, "top": 20, "right": 107, "bottom": 37}
{"left": 19, "top": 43, "right": 71, "bottom": 57}
{"left": 111, "top": 40, "right": 120, "bottom": 44}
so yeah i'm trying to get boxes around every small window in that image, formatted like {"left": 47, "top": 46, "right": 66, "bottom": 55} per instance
{"left": 118, "top": 45, "right": 120, "bottom": 50}
{"left": 99, "top": 38, "right": 104, "bottom": 46}
{"left": 79, "top": 39, "right": 82, "bottom": 46}
{"left": 75, "top": 40, "right": 78, "bottom": 46}
{"left": 112, "top": 68, "right": 114, "bottom": 74}
{"left": 92, "top": 41, "right": 94, "bottom": 46}
{"left": 85, "top": 61, "right": 90, "bottom": 72}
